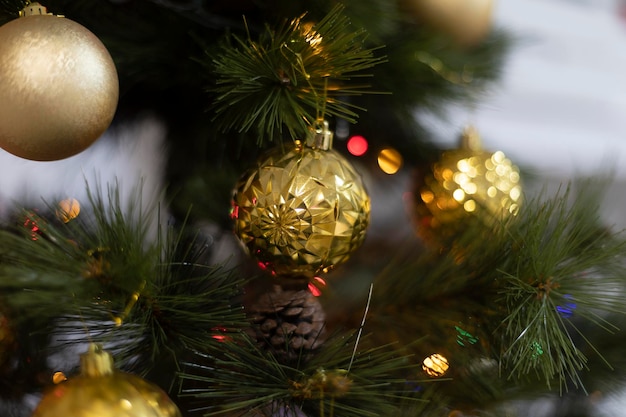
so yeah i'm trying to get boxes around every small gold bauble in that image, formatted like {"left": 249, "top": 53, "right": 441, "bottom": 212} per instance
{"left": 414, "top": 127, "right": 522, "bottom": 243}
{"left": 422, "top": 353, "right": 450, "bottom": 377}
{"left": 32, "top": 344, "right": 181, "bottom": 417}
{"left": 0, "top": 5, "right": 119, "bottom": 161}
{"left": 232, "top": 123, "right": 370, "bottom": 279}
{"left": 401, "top": 0, "right": 494, "bottom": 46}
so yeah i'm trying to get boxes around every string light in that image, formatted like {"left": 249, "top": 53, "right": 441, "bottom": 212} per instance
{"left": 346, "top": 135, "right": 368, "bottom": 156}
{"left": 422, "top": 353, "right": 449, "bottom": 377}
{"left": 377, "top": 147, "right": 403, "bottom": 174}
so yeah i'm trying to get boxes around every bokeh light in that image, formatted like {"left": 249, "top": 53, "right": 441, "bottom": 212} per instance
{"left": 377, "top": 147, "right": 403, "bottom": 174}
{"left": 422, "top": 353, "right": 449, "bottom": 377}
{"left": 57, "top": 198, "right": 80, "bottom": 223}
{"left": 347, "top": 135, "right": 368, "bottom": 156}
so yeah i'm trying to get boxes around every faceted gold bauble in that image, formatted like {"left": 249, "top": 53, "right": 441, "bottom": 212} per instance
{"left": 0, "top": 13, "right": 119, "bottom": 161}
{"left": 32, "top": 345, "right": 181, "bottom": 417}
{"left": 232, "top": 142, "right": 370, "bottom": 279}
{"left": 414, "top": 128, "right": 522, "bottom": 242}
{"left": 401, "top": 0, "right": 493, "bottom": 46}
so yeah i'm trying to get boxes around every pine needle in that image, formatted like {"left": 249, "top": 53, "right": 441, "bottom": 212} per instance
{"left": 0, "top": 180, "right": 249, "bottom": 378}
{"left": 208, "top": 4, "right": 385, "bottom": 144}
{"left": 178, "top": 329, "right": 427, "bottom": 416}
{"left": 496, "top": 182, "right": 626, "bottom": 390}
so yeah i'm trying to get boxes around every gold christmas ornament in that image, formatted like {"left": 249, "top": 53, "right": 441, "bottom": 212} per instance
{"left": 422, "top": 353, "right": 450, "bottom": 377}
{"left": 232, "top": 120, "right": 370, "bottom": 279}
{"left": 31, "top": 344, "right": 181, "bottom": 417}
{"left": 414, "top": 126, "right": 522, "bottom": 243}
{"left": 0, "top": 3, "right": 119, "bottom": 161}
{"left": 402, "top": 0, "right": 494, "bottom": 47}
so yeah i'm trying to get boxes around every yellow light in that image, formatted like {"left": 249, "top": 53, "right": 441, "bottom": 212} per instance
{"left": 510, "top": 185, "right": 522, "bottom": 201}
{"left": 463, "top": 182, "right": 477, "bottom": 194}
{"left": 422, "top": 353, "right": 449, "bottom": 377}
{"left": 56, "top": 198, "right": 80, "bottom": 223}
{"left": 119, "top": 399, "right": 133, "bottom": 410}
{"left": 421, "top": 190, "right": 435, "bottom": 204}
{"left": 52, "top": 371, "right": 67, "bottom": 384}
{"left": 463, "top": 200, "right": 476, "bottom": 212}
{"left": 452, "top": 189, "right": 465, "bottom": 202}
{"left": 377, "top": 148, "right": 403, "bottom": 174}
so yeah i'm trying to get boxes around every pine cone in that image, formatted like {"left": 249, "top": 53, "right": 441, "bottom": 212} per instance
{"left": 247, "top": 284, "right": 326, "bottom": 363}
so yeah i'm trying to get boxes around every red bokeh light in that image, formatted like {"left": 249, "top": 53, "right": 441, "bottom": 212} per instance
{"left": 308, "top": 282, "right": 322, "bottom": 297}
{"left": 347, "top": 135, "right": 368, "bottom": 156}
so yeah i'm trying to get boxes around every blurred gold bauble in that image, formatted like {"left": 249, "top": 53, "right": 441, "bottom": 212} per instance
{"left": 32, "top": 344, "right": 181, "bottom": 417}
{"left": 0, "top": 3, "right": 119, "bottom": 161}
{"left": 232, "top": 121, "right": 370, "bottom": 279}
{"left": 414, "top": 127, "right": 522, "bottom": 243}
{"left": 402, "top": 0, "right": 494, "bottom": 47}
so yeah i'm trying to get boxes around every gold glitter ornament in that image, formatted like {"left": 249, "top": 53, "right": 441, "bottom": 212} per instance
{"left": 0, "top": 3, "right": 119, "bottom": 161}
{"left": 414, "top": 126, "right": 522, "bottom": 244}
{"left": 31, "top": 344, "right": 181, "bottom": 417}
{"left": 232, "top": 120, "right": 370, "bottom": 279}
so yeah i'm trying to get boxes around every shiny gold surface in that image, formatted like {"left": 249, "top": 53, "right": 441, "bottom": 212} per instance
{"left": 32, "top": 345, "right": 181, "bottom": 417}
{"left": 403, "top": 0, "right": 493, "bottom": 46}
{"left": 0, "top": 14, "right": 118, "bottom": 161}
{"left": 414, "top": 128, "right": 522, "bottom": 242}
{"left": 232, "top": 142, "right": 370, "bottom": 278}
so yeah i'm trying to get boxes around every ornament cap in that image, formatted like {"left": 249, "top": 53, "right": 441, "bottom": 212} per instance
{"left": 80, "top": 344, "right": 115, "bottom": 377}
{"left": 460, "top": 125, "right": 482, "bottom": 151}
{"left": 306, "top": 119, "right": 333, "bottom": 150}
{"left": 19, "top": 2, "right": 53, "bottom": 16}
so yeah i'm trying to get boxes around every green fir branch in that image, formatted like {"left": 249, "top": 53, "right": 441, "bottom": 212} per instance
{"left": 0, "top": 0, "right": 26, "bottom": 23}
{"left": 209, "top": 4, "right": 385, "bottom": 144}
{"left": 178, "top": 331, "right": 426, "bottom": 417}
{"left": 496, "top": 183, "right": 626, "bottom": 390}
{"left": 0, "top": 180, "right": 249, "bottom": 378}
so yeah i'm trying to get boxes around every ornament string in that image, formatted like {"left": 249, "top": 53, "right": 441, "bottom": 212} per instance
{"left": 348, "top": 282, "right": 373, "bottom": 372}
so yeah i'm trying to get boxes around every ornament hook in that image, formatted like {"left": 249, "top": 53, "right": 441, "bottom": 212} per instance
{"left": 306, "top": 119, "right": 333, "bottom": 150}
{"left": 19, "top": 2, "right": 52, "bottom": 16}
{"left": 460, "top": 125, "right": 482, "bottom": 151}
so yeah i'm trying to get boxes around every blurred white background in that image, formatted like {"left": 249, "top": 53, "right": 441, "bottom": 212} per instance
{"left": 425, "top": 0, "right": 626, "bottom": 179}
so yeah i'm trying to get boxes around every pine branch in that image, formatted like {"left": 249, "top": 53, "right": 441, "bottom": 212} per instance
{"left": 350, "top": 179, "right": 626, "bottom": 409}
{"left": 0, "top": 0, "right": 26, "bottom": 23}
{"left": 496, "top": 182, "right": 626, "bottom": 391}
{"left": 0, "top": 180, "right": 249, "bottom": 379}
{"left": 208, "top": 4, "right": 385, "bottom": 144}
{"left": 178, "top": 331, "right": 427, "bottom": 416}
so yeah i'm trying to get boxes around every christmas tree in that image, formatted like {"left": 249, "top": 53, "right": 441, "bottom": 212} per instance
{"left": 0, "top": 1, "right": 625, "bottom": 416}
